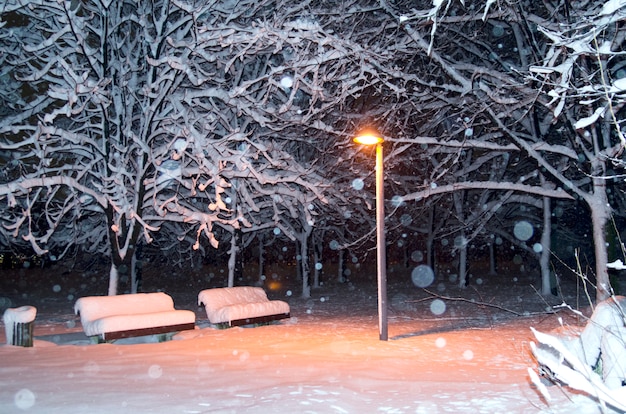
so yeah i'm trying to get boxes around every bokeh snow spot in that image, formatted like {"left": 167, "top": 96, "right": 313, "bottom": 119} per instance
{"left": 280, "top": 75, "right": 293, "bottom": 89}
{"left": 83, "top": 361, "right": 100, "bottom": 376}
{"left": 148, "top": 364, "right": 163, "bottom": 379}
{"left": 237, "top": 350, "right": 250, "bottom": 362}
{"left": 430, "top": 299, "right": 446, "bottom": 315}
{"left": 513, "top": 221, "right": 533, "bottom": 241}
{"left": 454, "top": 236, "right": 468, "bottom": 249}
{"left": 463, "top": 350, "right": 474, "bottom": 360}
{"left": 411, "top": 265, "right": 435, "bottom": 288}
{"left": 14, "top": 388, "right": 36, "bottom": 410}
{"left": 391, "top": 195, "right": 404, "bottom": 207}
{"left": 352, "top": 178, "right": 364, "bottom": 191}
{"left": 410, "top": 250, "right": 423, "bottom": 263}
{"left": 553, "top": 206, "right": 564, "bottom": 217}
{"left": 435, "top": 337, "right": 447, "bottom": 348}
{"left": 400, "top": 214, "right": 412, "bottom": 226}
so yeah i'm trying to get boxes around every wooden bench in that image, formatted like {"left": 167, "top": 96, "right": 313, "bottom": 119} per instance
{"left": 74, "top": 292, "right": 196, "bottom": 342}
{"left": 198, "top": 286, "right": 290, "bottom": 328}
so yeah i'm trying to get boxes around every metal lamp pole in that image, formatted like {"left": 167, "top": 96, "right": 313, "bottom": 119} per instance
{"left": 354, "top": 129, "right": 388, "bottom": 341}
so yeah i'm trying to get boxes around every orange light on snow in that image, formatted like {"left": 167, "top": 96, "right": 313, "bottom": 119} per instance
{"left": 267, "top": 280, "right": 282, "bottom": 291}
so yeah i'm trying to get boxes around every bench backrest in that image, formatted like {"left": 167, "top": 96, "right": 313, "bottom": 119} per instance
{"left": 198, "top": 286, "right": 269, "bottom": 311}
{"left": 74, "top": 292, "right": 175, "bottom": 323}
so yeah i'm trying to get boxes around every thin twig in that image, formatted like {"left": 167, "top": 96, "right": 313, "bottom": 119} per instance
{"left": 419, "top": 289, "right": 528, "bottom": 316}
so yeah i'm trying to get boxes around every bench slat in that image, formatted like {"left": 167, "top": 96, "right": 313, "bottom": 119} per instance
{"left": 230, "top": 312, "right": 291, "bottom": 327}
{"left": 101, "top": 322, "right": 196, "bottom": 341}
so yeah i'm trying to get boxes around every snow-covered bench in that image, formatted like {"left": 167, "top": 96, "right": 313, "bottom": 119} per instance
{"left": 74, "top": 292, "right": 196, "bottom": 342}
{"left": 198, "top": 286, "right": 290, "bottom": 327}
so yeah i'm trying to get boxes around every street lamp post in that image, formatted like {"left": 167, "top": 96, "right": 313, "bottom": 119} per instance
{"left": 354, "top": 128, "right": 388, "bottom": 341}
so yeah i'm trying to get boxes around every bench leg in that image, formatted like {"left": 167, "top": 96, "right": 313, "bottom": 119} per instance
{"left": 89, "top": 336, "right": 105, "bottom": 344}
{"left": 157, "top": 333, "right": 175, "bottom": 342}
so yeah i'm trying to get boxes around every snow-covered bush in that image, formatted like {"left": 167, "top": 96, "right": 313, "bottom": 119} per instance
{"left": 530, "top": 295, "right": 626, "bottom": 411}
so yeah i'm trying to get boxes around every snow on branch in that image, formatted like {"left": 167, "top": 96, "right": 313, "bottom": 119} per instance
{"left": 402, "top": 181, "right": 573, "bottom": 202}
{"left": 390, "top": 137, "right": 579, "bottom": 159}
{"left": 0, "top": 176, "right": 107, "bottom": 207}
{"left": 607, "top": 259, "right": 626, "bottom": 270}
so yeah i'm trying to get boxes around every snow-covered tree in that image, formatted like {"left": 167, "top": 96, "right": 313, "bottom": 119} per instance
{"left": 0, "top": 0, "right": 340, "bottom": 295}
{"left": 3, "top": 0, "right": 624, "bottom": 303}
{"left": 0, "top": 1, "right": 417, "bottom": 297}
{"left": 376, "top": 0, "right": 626, "bottom": 301}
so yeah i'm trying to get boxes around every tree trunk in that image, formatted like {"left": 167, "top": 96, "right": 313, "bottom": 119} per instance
{"left": 258, "top": 234, "right": 265, "bottom": 285}
{"left": 106, "top": 204, "right": 142, "bottom": 296}
{"left": 131, "top": 249, "right": 139, "bottom": 294}
{"left": 227, "top": 230, "right": 241, "bottom": 287}
{"left": 337, "top": 248, "right": 344, "bottom": 282}
{"left": 108, "top": 248, "right": 137, "bottom": 296}
{"left": 589, "top": 183, "right": 612, "bottom": 302}
{"left": 488, "top": 241, "right": 497, "bottom": 275}
{"left": 300, "top": 224, "right": 312, "bottom": 298}
{"left": 108, "top": 263, "right": 119, "bottom": 296}
{"left": 426, "top": 205, "right": 435, "bottom": 270}
{"left": 313, "top": 237, "right": 322, "bottom": 288}
{"left": 295, "top": 240, "right": 302, "bottom": 282}
{"left": 540, "top": 195, "right": 553, "bottom": 295}
{"left": 453, "top": 191, "right": 468, "bottom": 288}
{"left": 227, "top": 181, "right": 242, "bottom": 287}
{"left": 458, "top": 235, "right": 468, "bottom": 288}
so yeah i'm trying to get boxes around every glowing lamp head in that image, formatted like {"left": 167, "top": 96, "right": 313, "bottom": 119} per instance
{"left": 354, "top": 128, "right": 384, "bottom": 145}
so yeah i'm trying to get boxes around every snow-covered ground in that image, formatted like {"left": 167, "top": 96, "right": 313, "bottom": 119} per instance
{"left": 0, "top": 264, "right": 619, "bottom": 413}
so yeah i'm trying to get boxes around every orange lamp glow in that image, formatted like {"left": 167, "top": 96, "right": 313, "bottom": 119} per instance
{"left": 353, "top": 128, "right": 384, "bottom": 145}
